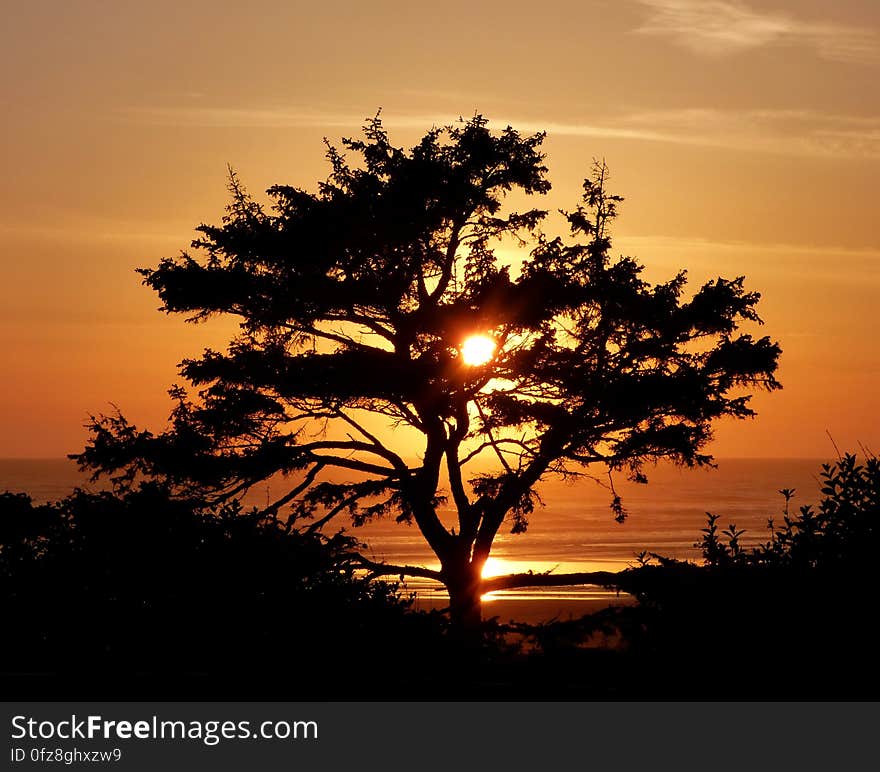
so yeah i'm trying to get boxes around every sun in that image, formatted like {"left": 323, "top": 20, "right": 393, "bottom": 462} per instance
{"left": 480, "top": 556, "right": 506, "bottom": 578}
{"left": 461, "top": 335, "right": 496, "bottom": 366}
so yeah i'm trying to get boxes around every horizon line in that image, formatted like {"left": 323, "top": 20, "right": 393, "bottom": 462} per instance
{"left": 0, "top": 455, "right": 847, "bottom": 463}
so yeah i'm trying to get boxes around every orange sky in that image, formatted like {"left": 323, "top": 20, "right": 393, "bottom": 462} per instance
{"left": 1, "top": 0, "right": 878, "bottom": 458}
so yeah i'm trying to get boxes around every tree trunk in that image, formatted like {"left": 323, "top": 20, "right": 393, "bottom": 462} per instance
{"left": 442, "top": 558, "right": 483, "bottom": 646}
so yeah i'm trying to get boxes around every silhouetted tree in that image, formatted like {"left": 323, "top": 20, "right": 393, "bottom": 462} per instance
{"left": 75, "top": 115, "right": 781, "bottom": 634}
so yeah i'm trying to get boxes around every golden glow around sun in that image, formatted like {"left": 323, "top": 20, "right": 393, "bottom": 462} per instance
{"left": 461, "top": 335, "right": 496, "bottom": 366}
{"left": 481, "top": 557, "right": 506, "bottom": 578}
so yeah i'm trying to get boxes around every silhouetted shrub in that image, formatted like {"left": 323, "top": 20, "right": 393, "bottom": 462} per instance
{"left": 0, "top": 484, "right": 451, "bottom": 698}
{"left": 702, "top": 452, "right": 880, "bottom": 570}
{"left": 7, "top": 455, "right": 876, "bottom": 699}
{"left": 621, "top": 453, "right": 880, "bottom": 698}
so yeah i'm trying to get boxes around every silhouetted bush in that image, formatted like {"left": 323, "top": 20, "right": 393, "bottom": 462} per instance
{"left": 618, "top": 453, "right": 880, "bottom": 698}
{"left": 5, "top": 454, "right": 877, "bottom": 699}
{"left": 0, "top": 484, "right": 452, "bottom": 698}
{"left": 702, "top": 452, "right": 880, "bottom": 570}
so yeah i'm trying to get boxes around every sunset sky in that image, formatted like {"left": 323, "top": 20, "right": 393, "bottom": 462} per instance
{"left": 2, "top": 0, "right": 878, "bottom": 458}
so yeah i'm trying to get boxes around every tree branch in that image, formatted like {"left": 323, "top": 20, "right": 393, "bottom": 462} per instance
{"left": 349, "top": 554, "right": 443, "bottom": 582}
{"left": 459, "top": 438, "right": 537, "bottom": 467}
{"left": 334, "top": 410, "right": 409, "bottom": 472}
{"left": 304, "top": 493, "right": 360, "bottom": 533}
{"left": 481, "top": 569, "right": 633, "bottom": 593}
{"left": 323, "top": 311, "right": 396, "bottom": 343}
{"left": 406, "top": 421, "right": 455, "bottom": 557}
{"left": 474, "top": 400, "right": 514, "bottom": 475}
{"left": 429, "top": 217, "right": 467, "bottom": 302}
{"left": 261, "top": 461, "right": 325, "bottom": 516}
{"left": 285, "top": 322, "right": 374, "bottom": 352}
{"left": 300, "top": 439, "right": 408, "bottom": 476}
{"left": 311, "top": 454, "right": 400, "bottom": 478}
{"left": 446, "top": 396, "right": 474, "bottom": 536}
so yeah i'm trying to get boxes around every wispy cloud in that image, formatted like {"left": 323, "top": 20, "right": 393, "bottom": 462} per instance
{"left": 0, "top": 219, "right": 187, "bottom": 245}
{"left": 121, "top": 105, "right": 880, "bottom": 161}
{"left": 594, "top": 107, "right": 880, "bottom": 159}
{"left": 123, "top": 105, "right": 679, "bottom": 144}
{"left": 508, "top": 108, "right": 880, "bottom": 160}
{"left": 615, "top": 234, "right": 880, "bottom": 287}
{"left": 634, "top": 0, "right": 880, "bottom": 64}
{"left": 123, "top": 106, "right": 377, "bottom": 130}
{"left": 619, "top": 233, "right": 880, "bottom": 263}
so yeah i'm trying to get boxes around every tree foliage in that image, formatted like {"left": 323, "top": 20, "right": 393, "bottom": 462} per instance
{"left": 74, "top": 114, "right": 781, "bottom": 626}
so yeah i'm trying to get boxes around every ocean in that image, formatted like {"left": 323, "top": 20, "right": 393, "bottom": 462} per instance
{"left": 0, "top": 457, "right": 833, "bottom": 622}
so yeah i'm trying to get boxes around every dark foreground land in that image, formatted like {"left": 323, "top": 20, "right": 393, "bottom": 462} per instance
{"left": 2, "top": 454, "right": 878, "bottom": 700}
